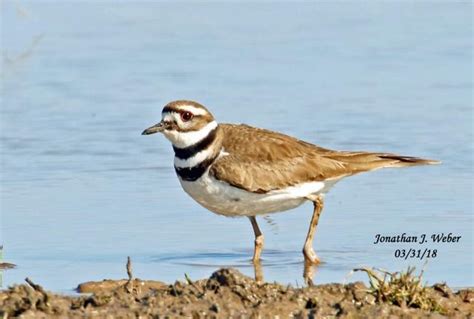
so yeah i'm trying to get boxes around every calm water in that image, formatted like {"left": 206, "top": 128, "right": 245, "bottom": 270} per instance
{"left": 1, "top": 2, "right": 472, "bottom": 292}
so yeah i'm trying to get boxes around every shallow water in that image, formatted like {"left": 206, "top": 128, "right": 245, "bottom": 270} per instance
{"left": 1, "top": 2, "right": 472, "bottom": 292}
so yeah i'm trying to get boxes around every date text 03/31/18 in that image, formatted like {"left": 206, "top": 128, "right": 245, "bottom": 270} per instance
{"left": 394, "top": 248, "right": 437, "bottom": 260}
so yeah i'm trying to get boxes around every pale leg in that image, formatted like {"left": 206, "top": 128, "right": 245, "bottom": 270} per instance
{"left": 249, "top": 216, "right": 264, "bottom": 263}
{"left": 303, "top": 195, "right": 324, "bottom": 264}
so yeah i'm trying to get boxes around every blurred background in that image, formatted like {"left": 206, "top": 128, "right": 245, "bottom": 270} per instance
{"left": 1, "top": 1, "right": 472, "bottom": 292}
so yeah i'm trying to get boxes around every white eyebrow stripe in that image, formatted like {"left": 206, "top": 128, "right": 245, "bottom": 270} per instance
{"left": 174, "top": 105, "right": 209, "bottom": 116}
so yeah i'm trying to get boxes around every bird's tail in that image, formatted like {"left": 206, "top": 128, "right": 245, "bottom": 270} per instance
{"left": 373, "top": 154, "right": 441, "bottom": 168}
{"left": 325, "top": 151, "right": 440, "bottom": 175}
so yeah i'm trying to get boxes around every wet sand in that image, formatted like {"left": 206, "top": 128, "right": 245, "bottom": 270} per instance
{"left": 1, "top": 267, "right": 472, "bottom": 318}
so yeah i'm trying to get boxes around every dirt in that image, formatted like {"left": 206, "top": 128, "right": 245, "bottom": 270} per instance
{"left": 1, "top": 268, "right": 472, "bottom": 318}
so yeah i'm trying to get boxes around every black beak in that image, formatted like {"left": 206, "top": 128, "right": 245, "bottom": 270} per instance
{"left": 142, "top": 122, "right": 164, "bottom": 135}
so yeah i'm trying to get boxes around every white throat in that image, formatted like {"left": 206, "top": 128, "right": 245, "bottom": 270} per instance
{"left": 163, "top": 121, "right": 218, "bottom": 148}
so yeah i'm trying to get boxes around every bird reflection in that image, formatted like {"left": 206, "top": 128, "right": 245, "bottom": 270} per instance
{"left": 251, "top": 259, "right": 318, "bottom": 286}
{"left": 303, "top": 259, "right": 317, "bottom": 286}
{"left": 253, "top": 260, "right": 264, "bottom": 284}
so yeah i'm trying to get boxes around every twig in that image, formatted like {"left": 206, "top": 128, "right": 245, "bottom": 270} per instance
{"left": 125, "top": 256, "right": 133, "bottom": 293}
{"left": 25, "top": 277, "right": 46, "bottom": 294}
{"left": 25, "top": 277, "right": 50, "bottom": 306}
{"left": 127, "top": 256, "right": 133, "bottom": 281}
{"left": 184, "top": 273, "right": 204, "bottom": 297}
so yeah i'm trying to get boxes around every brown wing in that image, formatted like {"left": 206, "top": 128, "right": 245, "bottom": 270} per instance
{"left": 210, "top": 124, "right": 439, "bottom": 194}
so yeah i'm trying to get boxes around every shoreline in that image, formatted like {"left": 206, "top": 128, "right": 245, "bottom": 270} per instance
{"left": 1, "top": 265, "right": 472, "bottom": 318}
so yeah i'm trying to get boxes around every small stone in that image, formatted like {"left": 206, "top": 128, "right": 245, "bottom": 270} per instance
{"left": 366, "top": 294, "right": 376, "bottom": 305}
{"left": 305, "top": 297, "right": 318, "bottom": 309}
{"left": 433, "top": 283, "right": 453, "bottom": 298}
{"left": 209, "top": 303, "right": 220, "bottom": 313}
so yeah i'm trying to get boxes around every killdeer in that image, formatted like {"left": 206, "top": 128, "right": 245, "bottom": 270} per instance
{"left": 142, "top": 100, "right": 439, "bottom": 265}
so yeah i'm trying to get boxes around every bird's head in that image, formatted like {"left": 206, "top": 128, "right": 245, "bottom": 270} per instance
{"left": 142, "top": 100, "right": 217, "bottom": 148}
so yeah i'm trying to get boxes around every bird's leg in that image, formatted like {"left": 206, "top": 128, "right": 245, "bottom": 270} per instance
{"left": 303, "top": 195, "right": 324, "bottom": 264}
{"left": 249, "top": 216, "right": 264, "bottom": 263}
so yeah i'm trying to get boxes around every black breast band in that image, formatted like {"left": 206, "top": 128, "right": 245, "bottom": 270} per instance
{"left": 173, "top": 128, "right": 217, "bottom": 160}
{"left": 175, "top": 156, "right": 218, "bottom": 181}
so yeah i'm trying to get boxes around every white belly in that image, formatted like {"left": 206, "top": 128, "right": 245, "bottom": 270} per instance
{"left": 178, "top": 171, "right": 333, "bottom": 217}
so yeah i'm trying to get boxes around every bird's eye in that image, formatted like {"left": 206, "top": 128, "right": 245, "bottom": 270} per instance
{"left": 181, "top": 111, "right": 193, "bottom": 122}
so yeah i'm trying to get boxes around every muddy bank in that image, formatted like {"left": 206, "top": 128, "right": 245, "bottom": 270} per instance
{"left": 1, "top": 268, "right": 472, "bottom": 318}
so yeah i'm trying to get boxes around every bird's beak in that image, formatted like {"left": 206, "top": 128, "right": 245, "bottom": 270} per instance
{"left": 142, "top": 121, "right": 165, "bottom": 135}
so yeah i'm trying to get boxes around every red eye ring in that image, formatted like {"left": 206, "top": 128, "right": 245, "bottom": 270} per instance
{"left": 181, "top": 111, "right": 193, "bottom": 122}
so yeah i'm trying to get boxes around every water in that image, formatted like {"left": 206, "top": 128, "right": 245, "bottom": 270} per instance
{"left": 1, "top": 1, "right": 472, "bottom": 292}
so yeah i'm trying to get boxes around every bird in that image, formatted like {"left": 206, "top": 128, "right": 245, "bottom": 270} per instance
{"left": 142, "top": 100, "right": 439, "bottom": 265}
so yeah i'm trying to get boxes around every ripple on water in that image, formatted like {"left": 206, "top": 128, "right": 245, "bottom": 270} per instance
{"left": 150, "top": 248, "right": 368, "bottom": 270}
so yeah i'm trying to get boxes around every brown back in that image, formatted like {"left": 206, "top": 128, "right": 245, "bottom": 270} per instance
{"left": 210, "top": 124, "right": 438, "bottom": 193}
